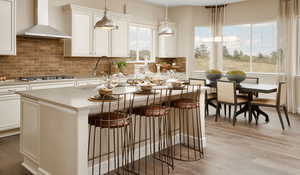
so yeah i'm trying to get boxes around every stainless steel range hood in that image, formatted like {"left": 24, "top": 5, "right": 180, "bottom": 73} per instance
{"left": 19, "top": 0, "right": 71, "bottom": 39}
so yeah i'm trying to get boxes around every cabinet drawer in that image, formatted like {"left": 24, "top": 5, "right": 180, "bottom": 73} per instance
{"left": 30, "top": 82, "right": 75, "bottom": 90}
{"left": 0, "top": 85, "right": 28, "bottom": 93}
{"left": 77, "top": 80, "right": 102, "bottom": 86}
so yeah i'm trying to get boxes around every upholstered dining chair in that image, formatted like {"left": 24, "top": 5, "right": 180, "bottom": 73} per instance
{"left": 189, "top": 78, "right": 217, "bottom": 117}
{"left": 216, "top": 80, "right": 249, "bottom": 126}
{"left": 249, "top": 82, "right": 290, "bottom": 130}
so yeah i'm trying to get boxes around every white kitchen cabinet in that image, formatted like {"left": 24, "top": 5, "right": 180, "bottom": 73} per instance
{"left": 158, "top": 23, "right": 177, "bottom": 58}
{"left": 64, "top": 5, "right": 93, "bottom": 57}
{"left": 111, "top": 19, "right": 128, "bottom": 57}
{"left": 0, "top": 0, "right": 16, "bottom": 55}
{"left": 76, "top": 79, "right": 102, "bottom": 86}
{"left": 64, "top": 4, "right": 129, "bottom": 58}
{"left": 93, "top": 14, "right": 110, "bottom": 57}
{"left": 0, "top": 94, "right": 21, "bottom": 131}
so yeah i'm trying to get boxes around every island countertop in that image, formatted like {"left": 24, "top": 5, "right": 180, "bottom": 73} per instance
{"left": 16, "top": 85, "right": 208, "bottom": 111}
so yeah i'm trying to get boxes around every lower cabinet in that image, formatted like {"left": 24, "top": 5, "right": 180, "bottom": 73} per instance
{"left": 0, "top": 79, "right": 101, "bottom": 137}
{"left": 0, "top": 94, "right": 20, "bottom": 131}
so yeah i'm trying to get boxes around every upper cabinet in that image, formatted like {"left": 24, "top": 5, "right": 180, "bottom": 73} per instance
{"left": 64, "top": 5, "right": 128, "bottom": 57}
{"left": 111, "top": 19, "right": 128, "bottom": 57}
{"left": 0, "top": 0, "right": 16, "bottom": 55}
{"left": 93, "top": 13, "right": 110, "bottom": 57}
{"left": 158, "top": 23, "right": 177, "bottom": 58}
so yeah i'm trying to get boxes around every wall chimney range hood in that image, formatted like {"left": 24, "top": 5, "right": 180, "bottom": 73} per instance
{"left": 19, "top": 0, "right": 71, "bottom": 39}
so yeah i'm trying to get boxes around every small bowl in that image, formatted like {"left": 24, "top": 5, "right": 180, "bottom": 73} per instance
{"left": 140, "top": 85, "right": 152, "bottom": 91}
{"left": 98, "top": 88, "right": 113, "bottom": 96}
{"left": 171, "top": 82, "right": 182, "bottom": 88}
{"left": 151, "top": 79, "right": 166, "bottom": 86}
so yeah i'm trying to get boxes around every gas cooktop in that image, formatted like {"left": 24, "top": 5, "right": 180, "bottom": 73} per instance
{"left": 19, "top": 75, "right": 74, "bottom": 82}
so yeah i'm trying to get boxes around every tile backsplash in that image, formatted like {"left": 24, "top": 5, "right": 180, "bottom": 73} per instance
{"left": 0, "top": 37, "right": 185, "bottom": 79}
{"left": 0, "top": 37, "right": 134, "bottom": 79}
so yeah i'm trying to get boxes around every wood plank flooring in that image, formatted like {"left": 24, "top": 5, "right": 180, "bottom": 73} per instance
{"left": 0, "top": 109, "right": 299, "bottom": 175}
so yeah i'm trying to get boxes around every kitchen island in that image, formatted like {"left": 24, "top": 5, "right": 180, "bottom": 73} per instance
{"left": 17, "top": 85, "right": 207, "bottom": 175}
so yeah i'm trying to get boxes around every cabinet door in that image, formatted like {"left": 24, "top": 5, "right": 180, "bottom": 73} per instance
{"left": 158, "top": 23, "right": 177, "bottom": 57}
{"left": 0, "top": 94, "right": 20, "bottom": 131}
{"left": 93, "top": 15, "right": 110, "bottom": 57}
{"left": 72, "top": 11, "right": 92, "bottom": 56}
{"left": 159, "top": 36, "right": 176, "bottom": 57}
{"left": 111, "top": 20, "right": 128, "bottom": 57}
{"left": 0, "top": 0, "right": 16, "bottom": 55}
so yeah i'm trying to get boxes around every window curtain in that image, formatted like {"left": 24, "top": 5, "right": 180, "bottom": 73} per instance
{"left": 209, "top": 6, "right": 225, "bottom": 70}
{"left": 278, "top": 0, "right": 298, "bottom": 113}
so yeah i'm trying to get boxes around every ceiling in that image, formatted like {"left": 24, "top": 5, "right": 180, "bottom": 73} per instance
{"left": 144, "top": 0, "right": 247, "bottom": 7}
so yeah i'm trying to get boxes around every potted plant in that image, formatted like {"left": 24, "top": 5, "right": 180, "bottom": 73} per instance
{"left": 116, "top": 61, "right": 128, "bottom": 74}
{"left": 226, "top": 70, "right": 246, "bottom": 83}
{"left": 206, "top": 69, "right": 222, "bottom": 82}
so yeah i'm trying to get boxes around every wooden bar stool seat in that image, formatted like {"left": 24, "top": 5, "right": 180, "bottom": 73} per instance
{"left": 172, "top": 98, "right": 199, "bottom": 109}
{"left": 132, "top": 105, "right": 170, "bottom": 117}
{"left": 89, "top": 112, "right": 130, "bottom": 128}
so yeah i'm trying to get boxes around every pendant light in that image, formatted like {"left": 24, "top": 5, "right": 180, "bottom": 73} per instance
{"left": 158, "top": 5, "right": 174, "bottom": 37}
{"left": 95, "top": 0, "right": 118, "bottom": 30}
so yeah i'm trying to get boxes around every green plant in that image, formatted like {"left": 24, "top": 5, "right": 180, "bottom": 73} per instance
{"left": 206, "top": 69, "right": 222, "bottom": 74}
{"left": 116, "top": 61, "right": 127, "bottom": 70}
{"left": 226, "top": 70, "right": 246, "bottom": 76}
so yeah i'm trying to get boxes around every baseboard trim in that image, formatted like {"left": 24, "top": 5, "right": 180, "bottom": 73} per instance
{"left": 38, "top": 168, "right": 51, "bottom": 175}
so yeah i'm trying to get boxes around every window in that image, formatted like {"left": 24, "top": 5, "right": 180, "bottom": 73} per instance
{"left": 194, "top": 21, "right": 278, "bottom": 72}
{"left": 252, "top": 22, "right": 278, "bottom": 72}
{"left": 194, "top": 27, "right": 211, "bottom": 71}
{"left": 223, "top": 24, "right": 251, "bottom": 72}
{"left": 128, "top": 25, "right": 155, "bottom": 61}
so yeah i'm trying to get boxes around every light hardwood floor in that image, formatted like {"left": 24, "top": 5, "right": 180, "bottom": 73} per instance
{"left": 0, "top": 109, "right": 299, "bottom": 175}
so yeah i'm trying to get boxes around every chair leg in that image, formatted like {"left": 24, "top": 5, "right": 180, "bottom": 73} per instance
{"left": 205, "top": 101, "right": 209, "bottom": 118}
{"left": 215, "top": 103, "right": 220, "bottom": 122}
{"left": 224, "top": 104, "right": 227, "bottom": 118}
{"left": 233, "top": 105, "right": 237, "bottom": 126}
{"left": 276, "top": 108, "right": 285, "bottom": 130}
{"left": 248, "top": 104, "right": 252, "bottom": 124}
{"left": 283, "top": 106, "right": 291, "bottom": 127}
{"left": 229, "top": 105, "right": 231, "bottom": 121}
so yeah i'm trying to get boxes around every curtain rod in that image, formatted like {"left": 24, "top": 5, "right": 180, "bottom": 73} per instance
{"left": 205, "top": 4, "right": 227, "bottom": 8}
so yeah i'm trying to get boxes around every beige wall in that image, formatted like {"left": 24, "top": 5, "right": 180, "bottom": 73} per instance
{"left": 16, "top": 0, "right": 165, "bottom": 33}
{"left": 169, "top": 0, "right": 300, "bottom": 113}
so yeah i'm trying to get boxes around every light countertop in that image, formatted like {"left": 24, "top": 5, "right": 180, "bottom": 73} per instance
{"left": 16, "top": 85, "right": 208, "bottom": 111}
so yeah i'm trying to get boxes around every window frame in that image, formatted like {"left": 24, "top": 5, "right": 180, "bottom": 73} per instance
{"left": 127, "top": 23, "right": 157, "bottom": 62}
{"left": 194, "top": 20, "right": 279, "bottom": 73}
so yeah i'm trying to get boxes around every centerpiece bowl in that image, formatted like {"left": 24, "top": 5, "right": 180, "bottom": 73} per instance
{"left": 206, "top": 69, "right": 222, "bottom": 82}
{"left": 226, "top": 70, "right": 246, "bottom": 84}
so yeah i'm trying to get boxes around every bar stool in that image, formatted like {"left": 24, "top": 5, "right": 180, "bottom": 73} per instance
{"left": 88, "top": 88, "right": 135, "bottom": 175}
{"left": 170, "top": 84, "right": 204, "bottom": 161}
{"left": 130, "top": 86, "right": 174, "bottom": 175}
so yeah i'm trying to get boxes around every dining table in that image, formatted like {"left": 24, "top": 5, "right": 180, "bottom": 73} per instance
{"left": 206, "top": 81, "right": 278, "bottom": 123}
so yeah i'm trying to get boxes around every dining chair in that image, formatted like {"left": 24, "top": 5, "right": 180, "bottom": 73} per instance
{"left": 249, "top": 82, "right": 290, "bottom": 130}
{"left": 216, "top": 80, "right": 249, "bottom": 126}
{"left": 189, "top": 78, "right": 217, "bottom": 118}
